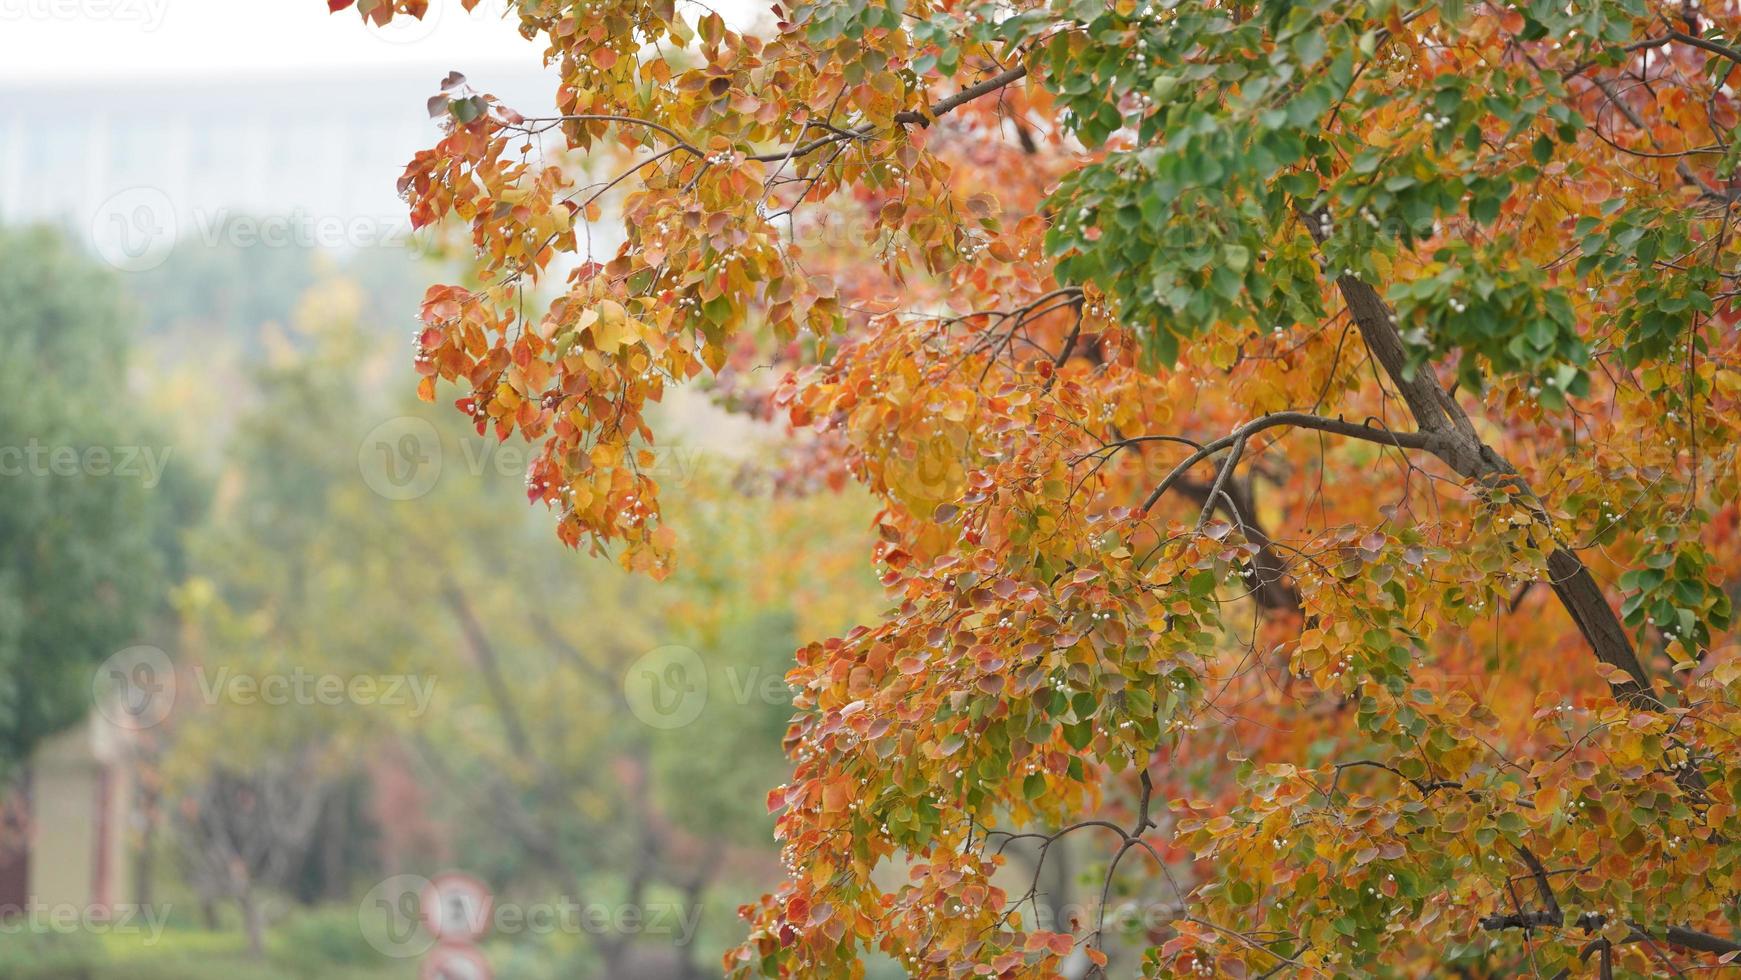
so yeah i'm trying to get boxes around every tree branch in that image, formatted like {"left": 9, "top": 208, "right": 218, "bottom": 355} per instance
{"left": 1665, "top": 29, "right": 1741, "bottom": 68}
{"left": 1136, "top": 411, "right": 1445, "bottom": 516}
{"left": 441, "top": 578, "right": 533, "bottom": 758}
{"left": 1176, "top": 476, "right": 1300, "bottom": 614}
{"left": 511, "top": 65, "right": 1030, "bottom": 166}
{"left": 750, "top": 64, "right": 1028, "bottom": 161}
{"left": 1482, "top": 907, "right": 1741, "bottom": 960}
{"left": 1314, "top": 223, "right": 1659, "bottom": 703}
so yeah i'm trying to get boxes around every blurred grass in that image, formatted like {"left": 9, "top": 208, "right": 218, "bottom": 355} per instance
{"left": 0, "top": 900, "right": 603, "bottom": 980}
{"left": 0, "top": 911, "right": 421, "bottom": 980}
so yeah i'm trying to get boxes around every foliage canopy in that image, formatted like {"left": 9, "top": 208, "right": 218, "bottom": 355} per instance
{"left": 329, "top": 0, "right": 1741, "bottom": 975}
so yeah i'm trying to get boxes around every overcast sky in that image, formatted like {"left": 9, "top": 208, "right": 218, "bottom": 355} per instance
{"left": 0, "top": 0, "right": 765, "bottom": 257}
{"left": 0, "top": 0, "right": 547, "bottom": 82}
{"left": 0, "top": 0, "right": 766, "bottom": 83}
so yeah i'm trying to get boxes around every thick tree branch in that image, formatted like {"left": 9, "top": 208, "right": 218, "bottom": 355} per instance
{"left": 900, "top": 65, "right": 1030, "bottom": 124}
{"left": 1176, "top": 476, "right": 1300, "bottom": 614}
{"left": 1665, "top": 28, "right": 1741, "bottom": 68}
{"left": 1481, "top": 906, "right": 1741, "bottom": 960}
{"left": 1322, "top": 244, "right": 1659, "bottom": 703}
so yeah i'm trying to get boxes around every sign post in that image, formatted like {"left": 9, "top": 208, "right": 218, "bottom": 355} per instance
{"left": 418, "top": 871, "right": 493, "bottom": 980}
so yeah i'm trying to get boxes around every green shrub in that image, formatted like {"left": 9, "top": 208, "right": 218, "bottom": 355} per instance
{"left": 269, "top": 906, "right": 383, "bottom": 969}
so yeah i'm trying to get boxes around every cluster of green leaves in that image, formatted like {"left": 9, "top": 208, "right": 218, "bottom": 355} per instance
{"left": 791, "top": 0, "right": 908, "bottom": 44}
{"left": 1047, "top": 152, "right": 1329, "bottom": 366}
{"left": 1388, "top": 240, "right": 1590, "bottom": 406}
{"left": 1619, "top": 538, "right": 1734, "bottom": 660}
{"left": 1511, "top": 0, "right": 1653, "bottom": 44}
{"left": 1034, "top": 0, "right": 1666, "bottom": 410}
{"left": 1576, "top": 205, "right": 1720, "bottom": 367}
{"left": 1334, "top": 63, "right": 1582, "bottom": 239}
{"left": 1040, "top": 2, "right": 1366, "bottom": 363}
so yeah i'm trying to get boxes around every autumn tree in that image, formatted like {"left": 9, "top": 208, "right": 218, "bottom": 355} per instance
{"left": 328, "top": 0, "right": 1741, "bottom": 975}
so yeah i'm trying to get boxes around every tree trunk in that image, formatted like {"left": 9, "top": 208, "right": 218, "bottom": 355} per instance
{"left": 237, "top": 889, "right": 266, "bottom": 959}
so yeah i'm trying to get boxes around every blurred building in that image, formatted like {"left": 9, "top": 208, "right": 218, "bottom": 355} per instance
{"left": 0, "top": 66, "right": 555, "bottom": 265}
{"left": 0, "top": 714, "right": 135, "bottom": 912}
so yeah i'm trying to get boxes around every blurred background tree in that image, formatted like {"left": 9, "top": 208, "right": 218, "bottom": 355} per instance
{"left": 141, "top": 258, "right": 879, "bottom": 976}
{"left": 0, "top": 218, "right": 883, "bottom": 979}
{"left": 0, "top": 226, "right": 205, "bottom": 775}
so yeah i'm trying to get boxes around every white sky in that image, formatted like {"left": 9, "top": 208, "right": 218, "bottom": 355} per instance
{"left": 0, "top": 0, "right": 765, "bottom": 253}
{"left": 0, "top": 0, "right": 764, "bottom": 83}
{"left": 0, "top": 0, "right": 548, "bottom": 82}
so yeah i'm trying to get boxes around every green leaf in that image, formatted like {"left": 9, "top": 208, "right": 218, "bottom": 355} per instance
{"left": 1063, "top": 719, "right": 1094, "bottom": 750}
{"left": 1292, "top": 28, "right": 1326, "bottom": 68}
{"left": 1189, "top": 570, "right": 1218, "bottom": 597}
